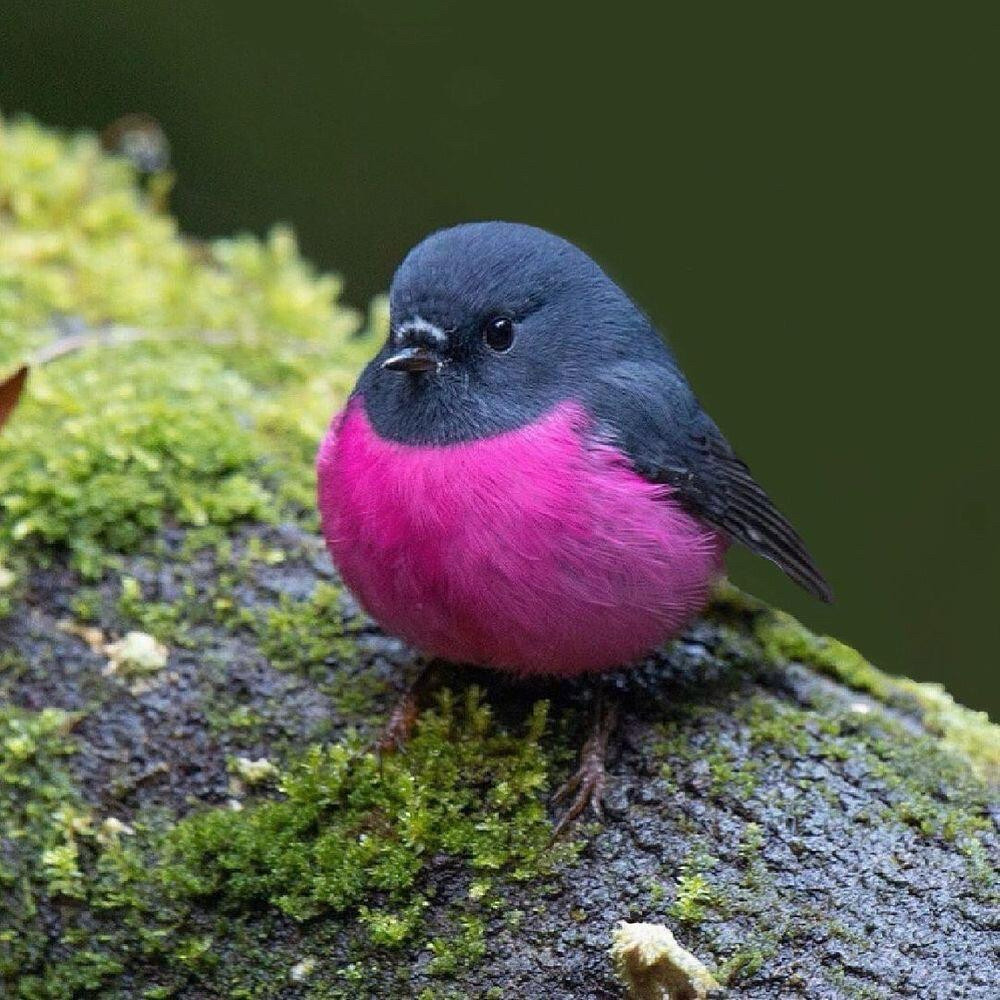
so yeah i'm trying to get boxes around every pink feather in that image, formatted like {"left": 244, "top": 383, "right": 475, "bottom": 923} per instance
{"left": 317, "top": 399, "right": 726, "bottom": 677}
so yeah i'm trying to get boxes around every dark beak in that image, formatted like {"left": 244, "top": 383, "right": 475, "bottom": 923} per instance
{"left": 381, "top": 345, "right": 438, "bottom": 373}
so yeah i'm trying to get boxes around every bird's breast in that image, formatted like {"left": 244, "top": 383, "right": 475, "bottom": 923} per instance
{"left": 316, "top": 397, "right": 725, "bottom": 675}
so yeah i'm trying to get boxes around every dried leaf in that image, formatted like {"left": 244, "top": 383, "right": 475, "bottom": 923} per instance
{"left": 0, "top": 365, "right": 29, "bottom": 432}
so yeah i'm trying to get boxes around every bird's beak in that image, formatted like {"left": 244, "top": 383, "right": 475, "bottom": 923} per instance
{"left": 381, "top": 345, "right": 438, "bottom": 373}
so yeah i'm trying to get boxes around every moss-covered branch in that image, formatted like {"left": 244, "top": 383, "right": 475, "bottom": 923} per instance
{"left": 1, "top": 118, "right": 996, "bottom": 1000}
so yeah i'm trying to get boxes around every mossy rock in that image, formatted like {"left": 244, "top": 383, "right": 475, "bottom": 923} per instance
{"left": 1, "top": 117, "right": 997, "bottom": 999}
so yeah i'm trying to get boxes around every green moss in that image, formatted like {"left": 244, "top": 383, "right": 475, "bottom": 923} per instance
{"left": 716, "top": 946, "right": 768, "bottom": 985}
{"left": 233, "top": 578, "right": 390, "bottom": 723}
{"left": 724, "top": 673, "right": 992, "bottom": 853}
{"left": 670, "top": 848, "right": 722, "bottom": 925}
{"left": 653, "top": 703, "right": 762, "bottom": 803}
{"left": 0, "top": 348, "right": 274, "bottom": 577}
{"left": 754, "top": 609, "right": 999, "bottom": 781}
{"left": 707, "top": 744, "right": 760, "bottom": 800}
{"left": 738, "top": 695, "right": 812, "bottom": 754}
{"left": 117, "top": 574, "right": 189, "bottom": 645}
{"left": 864, "top": 728, "right": 990, "bottom": 841}
{"left": 738, "top": 686, "right": 992, "bottom": 843}
{"left": 426, "top": 915, "right": 487, "bottom": 977}
{"left": 1, "top": 114, "right": 375, "bottom": 577}
{"left": 0, "top": 118, "right": 359, "bottom": 368}
{"left": 1, "top": 707, "right": 81, "bottom": 884}
{"left": 0, "top": 563, "right": 16, "bottom": 620}
{"left": 204, "top": 703, "right": 266, "bottom": 736}
{"left": 755, "top": 610, "right": 888, "bottom": 700}
{"left": 359, "top": 898, "right": 429, "bottom": 949}
{"left": 253, "top": 582, "right": 358, "bottom": 677}
{"left": 0, "top": 649, "right": 28, "bottom": 701}
{"left": 160, "top": 689, "right": 570, "bottom": 943}
{"left": 0, "top": 704, "right": 150, "bottom": 997}
{"left": 671, "top": 872, "right": 716, "bottom": 924}
{"left": 959, "top": 836, "right": 997, "bottom": 899}
{"left": 891, "top": 678, "right": 1000, "bottom": 784}
{"left": 69, "top": 584, "right": 102, "bottom": 623}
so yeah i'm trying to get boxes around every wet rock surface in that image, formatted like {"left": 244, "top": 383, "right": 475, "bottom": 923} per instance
{"left": 2, "top": 522, "right": 996, "bottom": 999}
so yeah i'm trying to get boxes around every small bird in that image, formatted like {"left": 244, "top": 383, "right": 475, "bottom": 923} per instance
{"left": 100, "top": 114, "right": 174, "bottom": 214}
{"left": 100, "top": 113, "right": 171, "bottom": 177}
{"left": 317, "top": 222, "right": 831, "bottom": 831}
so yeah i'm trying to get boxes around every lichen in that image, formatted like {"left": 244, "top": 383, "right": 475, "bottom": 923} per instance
{"left": 104, "top": 630, "right": 169, "bottom": 677}
{"left": 754, "top": 609, "right": 999, "bottom": 781}
{"left": 610, "top": 921, "right": 720, "bottom": 999}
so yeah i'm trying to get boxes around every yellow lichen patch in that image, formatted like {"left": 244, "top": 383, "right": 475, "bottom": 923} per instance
{"left": 611, "top": 921, "right": 720, "bottom": 1000}
{"left": 231, "top": 755, "right": 280, "bottom": 786}
{"left": 0, "top": 118, "right": 360, "bottom": 367}
{"left": 59, "top": 620, "right": 169, "bottom": 677}
{"left": 755, "top": 609, "right": 999, "bottom": 782}
{"left": 104, "top": 631, "right": 169, "bottom": 677}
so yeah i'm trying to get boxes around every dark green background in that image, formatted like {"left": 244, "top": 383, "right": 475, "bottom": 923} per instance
{"left": 3, "top": 4, "right": 996, "bottom": 714}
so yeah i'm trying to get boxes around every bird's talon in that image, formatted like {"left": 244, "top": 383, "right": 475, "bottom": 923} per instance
{"left": 550, "top": 692, "right": 618, "bottom": 839}
{"left": 550, "top": 753, "right": 610, "bottom": 837}
{"left": 370, "top": 660, "right": 440, "bottom": 761}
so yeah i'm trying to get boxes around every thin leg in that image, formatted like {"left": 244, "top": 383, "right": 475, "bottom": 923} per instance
{"left": 551, "top": 687, "right": 619, "bottom": 839}
{"left": 376, "top": 659, "right": 440, "bottom": 755}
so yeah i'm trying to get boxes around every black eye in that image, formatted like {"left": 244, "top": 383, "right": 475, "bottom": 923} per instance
{"left": 483, "top": 316, "right": 515, "bottom": 352}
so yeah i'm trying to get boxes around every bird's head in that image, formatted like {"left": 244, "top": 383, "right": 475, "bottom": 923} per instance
{"left": 359, "top": 221, "right": 652, "bottom": 444}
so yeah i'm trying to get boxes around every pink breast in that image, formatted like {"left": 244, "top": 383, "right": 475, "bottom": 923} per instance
{"left": 316, "top": 398, "right": 726, "bottom": 677}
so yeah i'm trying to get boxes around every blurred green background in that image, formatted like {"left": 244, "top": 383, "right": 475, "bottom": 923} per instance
{"left": 3, "top": 4, "right": 996, "bottom": 714}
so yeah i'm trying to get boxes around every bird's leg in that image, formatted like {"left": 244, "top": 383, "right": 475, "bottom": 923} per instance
{"left": 551, "top": 686, "right": 620, "bottom": 839}
{"left": 376, "top": 659, "right": 441, "bottom": 755}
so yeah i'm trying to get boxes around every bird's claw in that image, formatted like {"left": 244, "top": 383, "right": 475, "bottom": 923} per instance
{"left": 550, "top": 755, "right": 608, "bottom": 840}
{"left": 372, "top": 690, "right": 419, "bottom": 766}
{"left": 370, "top": 660, "right": 440, "bottom": 763}
{"left": 550, "top": 693, "right": 618, "bottom": 840}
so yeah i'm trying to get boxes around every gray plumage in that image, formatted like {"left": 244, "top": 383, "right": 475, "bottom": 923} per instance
{"left": 358, "top": 221, "right": 832, "bottom": 602}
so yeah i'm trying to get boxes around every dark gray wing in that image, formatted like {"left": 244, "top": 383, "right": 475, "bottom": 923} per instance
{"left": 588, "top": 360, "right": 833, "bottom": 603}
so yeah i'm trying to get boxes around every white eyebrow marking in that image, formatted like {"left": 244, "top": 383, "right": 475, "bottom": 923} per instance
{"left": 396, "top": 314, "right": 448, "bottom": 345}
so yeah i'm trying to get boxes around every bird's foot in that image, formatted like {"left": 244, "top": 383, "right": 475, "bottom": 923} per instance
{"left": 551, "top": 690, "right": 619, "bottom": 840}
{"left": 375, "top": 687, "right": 421, "bottom": 755}
{"left": 374, "top": 660, "right": 440, "bottom": 756}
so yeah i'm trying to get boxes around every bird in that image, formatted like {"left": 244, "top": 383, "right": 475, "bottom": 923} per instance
{"left": 100, "top": 114, "right": 175, "bottom": 215}
{"left": 100, "top": 113, "right": 171, "bottom": 177}
{"left": 316, "top": 221, "right": 831, "bottom": 833}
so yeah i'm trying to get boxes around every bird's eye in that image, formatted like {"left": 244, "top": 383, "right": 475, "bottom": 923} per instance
{"left": 483, "top": 316, "right": 515, "bottom": 352}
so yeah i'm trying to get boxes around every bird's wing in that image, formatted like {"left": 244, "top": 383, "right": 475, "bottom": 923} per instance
{"left": 588, "top": 361, "right": 833, "bottom": 602}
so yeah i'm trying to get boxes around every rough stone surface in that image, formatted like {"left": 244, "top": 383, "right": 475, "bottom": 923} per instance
{"left": 2, "top": 521, "right": 997, "bottom": 999}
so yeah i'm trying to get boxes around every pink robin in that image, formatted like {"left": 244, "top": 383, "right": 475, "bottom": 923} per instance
{"left": 317, "top": 222, "right": 831, "bottom": 834}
